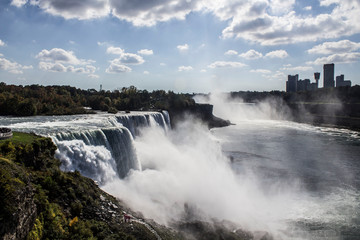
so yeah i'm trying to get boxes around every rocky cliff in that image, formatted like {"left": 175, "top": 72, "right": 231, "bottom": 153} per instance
{"left": 168, "top": 103, "right": 231, "bottom": 129}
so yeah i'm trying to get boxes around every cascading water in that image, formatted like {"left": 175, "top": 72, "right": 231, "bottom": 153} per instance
{"left": 0, "top": 111, "right": 170, "bottom": 184}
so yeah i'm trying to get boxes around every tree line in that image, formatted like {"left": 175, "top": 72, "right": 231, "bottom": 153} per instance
{"left": 0, "top": 83, "right": 195, "bottom": 116}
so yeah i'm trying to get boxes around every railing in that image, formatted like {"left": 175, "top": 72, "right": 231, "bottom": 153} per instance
{"left": 0, "top": 128, "right": 13, "bottom": 140}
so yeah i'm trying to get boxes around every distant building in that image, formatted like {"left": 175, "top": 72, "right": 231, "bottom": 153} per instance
{"left": 336, "top": 74, "right": 351, "bottom": 87}
{"left": 297, "top": 79, "right": 311, "bottom": 91}
{"left": 286, "top": 74, "right": 298, "bottom": 92}
{"left": 285, "top": 64, "right": 351, "bottom": 92}
{"left": 314, "top": 72, "right": 320, "bottom": 87}
{"left": 323, "top": 63, "right": 335, "bottom": 88}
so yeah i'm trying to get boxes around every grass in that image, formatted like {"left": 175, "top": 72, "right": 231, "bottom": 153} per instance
{"left": 0, "top": 131, "right": 39, "bottom": 145}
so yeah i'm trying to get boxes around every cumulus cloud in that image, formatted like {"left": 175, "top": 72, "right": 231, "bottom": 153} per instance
{"left": 265, "top": 50, "right": 288, "bottom": 58}
{"left": 38, "top": 62, "right": 96, "bottom": 74}
{"left": 0, "top": 56, "right": 32, "bottom": 74}
{"left": 178, "top": 65, "right": 193, "bottom": 72}
{"left": 36, "top": 48, "right": 97, "bottom": 77}
{"left": 143, "top": 70, "right": 150, "bottom": 75}
{"left": 106, "top": 47, "right": 144, "bottom": 64}
{"left": 11, "top": 0, "right": 27, "bottom": 7}
{"left": 307, "top": 52, "right": 360, "bottom": 65}
{"left": 224, "top": 50, "right": 238, "bottom": 56}
{"left": 106, "top": 46, "right": 125, "bottom": 55}
{"left": 239, "top": 49, "right": 263, "bottom": 59}
{"left": 177, "top": 44, "right": 189, "bottom": 52}
{"left": 0, "top": 40, "right": 5, "bottom": 47}
{"left": 110, "top": 0, "right": 201, "bottom": 27}
{"left": 12, "top": 1, "right": 360, "bottom": 46}
{"left": 304, "top": 6, "right": 312, "bottom": 11}
{"left": 138, "top": 49, "right": 154, "bottom": 55}
{"left": 105, "top": 46, "right": 145, "bottom": 74}
{"left": 118, "top": 53, "right": 145, "bottom": 65}
{"left": 220, "top": 0, "right": 360, "bottom": 45}
{"left": 307, "top": 40, "right": 360, "bottom": 55}
{"left": 208, "top": 61, "right": 247, "bottom": 69}
{"left": 36, "top": 48, "right": 93, "bottom": 65}
{"left": 106, "top": 59, "right": 132, "bottom": 73}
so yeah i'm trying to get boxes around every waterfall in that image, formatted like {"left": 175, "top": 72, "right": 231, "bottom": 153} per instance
{"left": 50, "top": 111, "right": 171, "bottom": 183}
{"left": 115, "top": 111, "right": 170, "bottom": 136}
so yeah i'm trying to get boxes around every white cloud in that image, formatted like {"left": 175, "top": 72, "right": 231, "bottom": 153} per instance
{"left": 38, "top": 62, "right": 95, "bottom": 73}
{"left": 106, "top": 59, "right": 132, "bottom": 73}
{"left": 106, "top": 46, "right": 125, "bottom": 55}
{"left": 138, "top": 49, "right": 154, "bottom": 55}
{"left": 36, "top": 48, "right": 92, "bottom": 65}
{"left": 0, "top": 56, "right": 32, "bottom": 74}
{"left": 281, "top": 65, "right": 314, "bottom": 71}
{"left": 307, "top": 40, "right": 360, "bottom": 55}
{"left": 106, "top": 47, "right": 144, "bottom": 65}
{"left": 208, "top": 61, "right": 247, "bottom": 69}
{"left": 118, "top": 53, "right": 144, "bottom": 65}
{"left": 269, "top": 0, "right": 295, "bottom": 15}
{"left": 200, "top": 69, "right": 207, "bottom": 73}
{"left": 178, "top": 66, "right": 193, "bottom": 72}
{"left": 11, "top": 0, "right": 27, "bottom": 7}
{"left": 265, "top": 50, "right": 288, "bottom": 58}
{"left": 224, "top": 50, "right": 238, "bottom": 56}
{"left": 12, "top": 1, "right": 360, "bottom": 46}
{"left": 143, "top": 71, "right": 150, "bottom": 75}
{"left": 177, "top": 44, "right": 189, "bottom": 52}
{"left": 36, "top": 48, "right": 96, "bottom": 75}
{"left": 0, "top": 40, "right": 5, "bottom": 47}
{"left": 220, "top": 1, "right": 360, "bottom": 45}
{"left": 110, "top": 0, "right": 202, "bottom": 27}
{"left": 239, "top": 49, "right": 263, "bottom": 59}
{"left": 307, "top": 52, "right": 360, "bottom": 65}
{"left": 304, "top": 6, "right": 312, "bottom": 11}
{"left": 160, "top": 63, "right": 166, "bottom": 66}
{"left": 250, "top": 69, "right": 272, "bottom": 74}
{"left": 105, "top": 47, "right": 145, "bottom": 73}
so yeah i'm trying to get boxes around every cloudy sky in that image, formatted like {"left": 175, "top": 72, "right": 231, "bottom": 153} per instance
{"left": 0, "top": 0, "right": 359, "bottom": 92}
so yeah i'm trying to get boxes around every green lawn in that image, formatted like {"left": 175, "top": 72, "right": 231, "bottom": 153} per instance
{"left": 0, "top": 131, "right": 40, "bottom": 144}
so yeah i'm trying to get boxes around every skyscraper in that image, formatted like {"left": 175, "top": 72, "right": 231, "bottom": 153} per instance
{"left": 323, "top": 63, "right": 334, "bottom": 88}
{"left": 286, "top": 74, "right": 298, "bottom": 92}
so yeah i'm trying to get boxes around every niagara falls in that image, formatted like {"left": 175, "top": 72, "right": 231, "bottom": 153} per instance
{"left": 1, "top": 93, "right": 359, "bottom": 239}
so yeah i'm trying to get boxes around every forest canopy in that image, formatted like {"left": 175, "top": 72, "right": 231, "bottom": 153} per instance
{"left": 0, "top": 83, "right": 195, "bottom": 116}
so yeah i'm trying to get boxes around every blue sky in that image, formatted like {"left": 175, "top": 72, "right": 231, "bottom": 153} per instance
{"left": 0, "top": 0, "right": 360, "bottom": 93}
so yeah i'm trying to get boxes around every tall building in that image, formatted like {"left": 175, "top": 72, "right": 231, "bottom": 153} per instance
{"left": 323, "top": 63, "right": 335, "bottom": 88}
{"left": 314, "top": 72, "right": 320, "bottom": 87}
{"left": 286, "top": 74, "right": 298, "bottom": 92}
{"left": 336, "top": 74, "right": 352, "bottom": 87}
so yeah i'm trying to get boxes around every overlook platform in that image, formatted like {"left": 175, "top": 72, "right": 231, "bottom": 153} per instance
{"left": 0, "top": 128, "right": 13, "bottom": 140}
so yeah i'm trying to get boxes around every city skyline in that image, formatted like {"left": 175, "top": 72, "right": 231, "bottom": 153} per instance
{"left": 286, "top": 63, "right": 352, "bottom": 92}
{"left": 1, "top": 0, "right": 360, "bottom": 93}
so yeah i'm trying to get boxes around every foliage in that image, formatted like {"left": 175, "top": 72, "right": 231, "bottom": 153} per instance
{"left": 0, "top": 82, "right": 195, "bottom": 116}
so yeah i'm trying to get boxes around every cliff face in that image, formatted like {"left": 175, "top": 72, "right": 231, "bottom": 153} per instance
{"left": 168, "top": 103, "right": 231, "bottom": 129}
{"left": 0, "top": 158, "right": 37, "bottom": 240}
